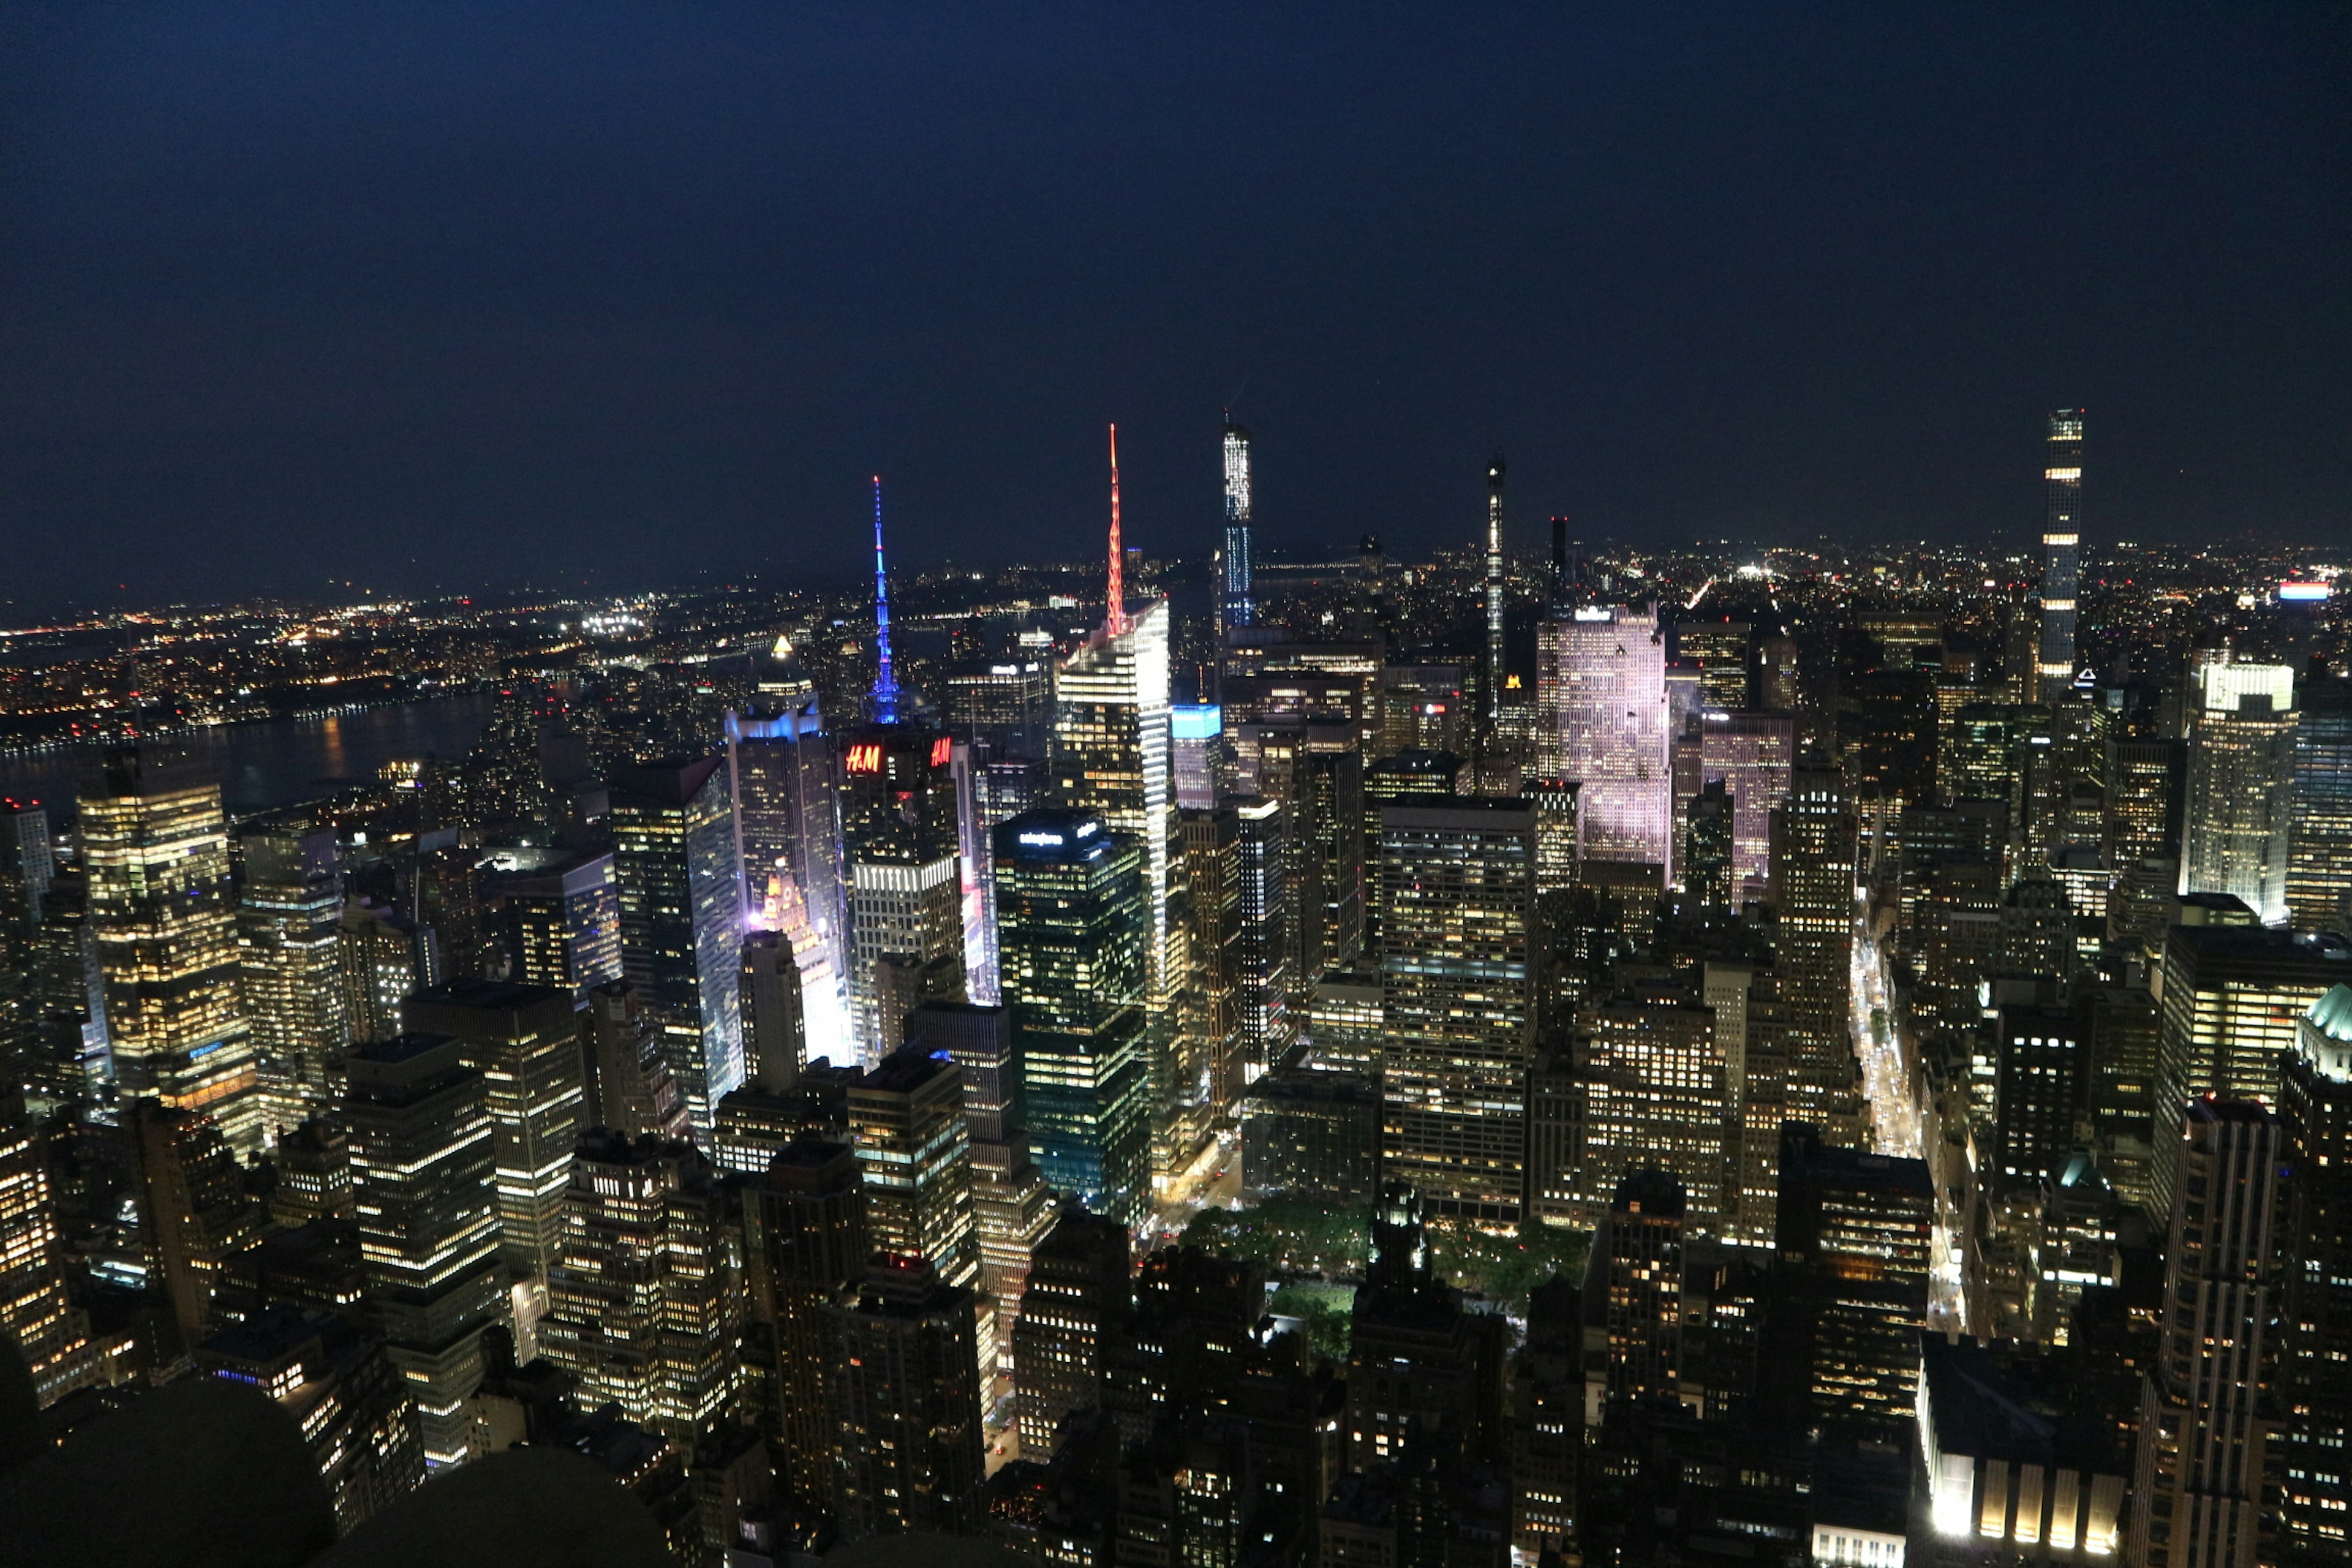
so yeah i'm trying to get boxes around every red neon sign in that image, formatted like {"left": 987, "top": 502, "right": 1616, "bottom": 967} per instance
{"left": 845, "top": 742, "right": 883, "bottom": 775}
{"left": 930, "top": 737, "right": 952, "bottom": 769}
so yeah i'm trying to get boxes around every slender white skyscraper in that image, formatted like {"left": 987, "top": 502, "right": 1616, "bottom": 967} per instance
{"left": 1534, "top": 602, "right": 1672, "bottom": 880}
{"left": 1221, "top": 418, "right": 1254, "bottom": 635}
{"left": 1483, "top": 453, "right": 1506, "bottom": 726}
{"left": 2181, "top": 661, "right": 2298, "bottom": 927}
{"left": 2038, "top": 409, "right": 2084, "bottom": 703}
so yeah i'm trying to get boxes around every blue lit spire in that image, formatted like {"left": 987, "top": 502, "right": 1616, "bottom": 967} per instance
{"left": 870, "top": 475, "right": 900, "bottom": 723}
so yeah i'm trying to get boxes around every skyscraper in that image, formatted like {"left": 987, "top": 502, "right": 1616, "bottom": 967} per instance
{"left": 0, "top": 1099, "right": 91, "bottom": 1404}
{"left": 2181, "top": 662, "right": 2298, "bottom": 927}
{"left": 741, "top": 1139, "right": 867, "bottom": 1500}
{"left": 402, "top": 980, "right": 586, "bottom": 1303}
{"left": 1770, "top": 766, "right": 1862, "bottom": 1137}
{"left": 1774, "top": 1125, "right": 1934, "bottom": 1443}
{"left": 493, "top": 848, "right": 623, "bottom": 1005}
{"left": 1221, "top": 417, "right": 1254, "bottom": 636}
{"left": 1535, "top": 603, "right": 1673, "bottom": 881}
{"left": 726, "top": 696, "right": 851, "bottom": 1065}
{"left": 994, "top": 807, "right": 1153, "bottom": 1224}
{"left": 824, "top": 1254, "right": 987, "bottom": 1537}
{"left": 611, "top": 755, "right": 746, "bottom": 1140}
{"left": 2038, "top": 409, "right": 2084, "bottom": 704}
{"left": 2279, "top": 986, "right": 2352, "bottom": 1562}
{"left": 1011, "top": 1204, "right": 1133, "bottom": 1457}
{"left": 1377, "top": 799, "right": 1538, "bottom": 1224}
{"left": 1483, "top": 452, "right": 1507, "bottom": 731}
{"left": 2132, "top": 1100, "right": 2281, "bottom": 1568}
{"left": 1231, "top": 797, "right": 1297, "bottom": 1092}
{"left": 81, "top": 750, "right": 262, "bottom": 1152}
{"left": 342, "top": 1032, "right": 503, "bottom": 1470}
{"left": 840, "top": 722, "right": 967, "bottom": 1060}
{"left": 2288, "top": 672, "right": 2352, "bottom": 934}
{"left": 235, "top": 826, "right": 349, "bottom": 1136}
{"left": 849, "top": 1047, "right": 981, "bottom": 1292}
{"left": 1602, "top": 1170, "right": 1687, "bottom": 1406}
{"left": 1697, "top": 710, "right": 1796, "bottom": 900}
{"left": 1577, "top": 994, "right": 1733, "bottom": 1231}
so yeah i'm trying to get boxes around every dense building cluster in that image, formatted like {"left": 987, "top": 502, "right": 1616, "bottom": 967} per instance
{"left": 1, "top": 414, "right": 2350, "bottom": 1567}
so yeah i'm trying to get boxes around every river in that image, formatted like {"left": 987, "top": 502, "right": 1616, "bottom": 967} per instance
{"left": 0, "top": 693, "right": 503, "bottom": 818}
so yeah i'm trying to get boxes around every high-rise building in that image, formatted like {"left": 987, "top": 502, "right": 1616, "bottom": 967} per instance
{"left": 994, "top": 808, "right": 1152, "bottom": 1224}
{"left": 1697, "top": 711, "right": 1795, "bottom": 900}
{"left": 728, "top": 697, "right": 851, "bottom": 1065}
{"left": 2106, "top": 737, "right": 2185, "bottom": 866}
{"left": 134, "top": 1099, "right": 268, "bottom": 1343}
{"left": 236, "top": 827, "right": 349, "bottom": 1136}
{"left": 1774, "top": 1125, "right": 1933, "bottom": 1443}
{"left": 738, "top": 927, "right": 806, "bottom": 1095}
{"left": 1377, "top": 800, "right": 1537, "bottom": 1224}
{"left": 1535, "top": 604, "right": 1672, "bottom": 881}
{"left": 840, "top": 722, "right": 967, "bottom": 1063}
{"left": 2132, "top": 1100, "right": 2281, "bottom": 1568}
{"left": 539, "top": 1128, "right": 736, "bottom": 1442}
{"left": 1989, "top": 1003, "right": 2086, "bottom": 1189}
{"left": 2181, "top": 662, "right": 2298, "bottom": 927}
{"left": 582, "top": 979, "right": 690, "bottom": 1145}
{"left": 1509, "top": 1272, "right": 1581, "bottom": 1556}
{"left": 2288, "top": 673, "right": 2352, "bottom": 934}
{"left": 1483, "top": 452, "right": 1507, "bottom": 731}
{"left": 1179, "top": 807, "right": 1243, "bottom": 1119}
{"left": 611, "top": 755, "right": 746, "bottom": 1140}
{"left": 2150, "top": 925, "right": 2351, "bottom": 1218}
{"left": 945, "top": 660, "right": 1055, "bottom": 761}
{"left": 1246, "top": 715, "right": 1365, "bottom": 983}
{"left": 1602, "top": 1170, "right": 1687, "bottom": 1407}
{"left": 2280, "top": 986, "right": 2352, "bottom": 1562}
{"left": 1363, "top": 751, "right": 1463, "bottom": 950}
{"left": 2038, "top": 409, "right": 2085, "bottom": 704}
{"left": 1012, "top": 1204, "right": 1132, "bottom": 1457}
{"left": 824, "top": 1254, "right": 987, "bottom": 1537}
{"left": 1171, "top": 703, "right": 1224, "bottom": 812}
{"left": 1576, "top": 993, "right": 1733, "bottom": 1232}
{"left": 342, "top": 1032, "right": 503, "bottom": 1470}
{"left": 1770, "top": 766, "right": 1862, "bottom": 1137}
{"left": 402, "top": 980, "right": 585, "bottom": 1302}
{"left": 81, "top": 750, "right": 262, "bottom": 1152}
{"left": 0, "top": 1101, "right": 91, "bottom": 1404}
{"left": 492, "top": 849, "right": 622, "bottom": 1004}
{"left": 1053, "top": 592, "right": 1185, "bottom": 1177}
{"left": 850, "top": 1047, "right": 981, "bottom": 1291}
{"left": 741, "top": 1139, "right": 867, "bottom": 1499}
{"left": 1221, "top": 417, "right": 1255, "bottom": 636}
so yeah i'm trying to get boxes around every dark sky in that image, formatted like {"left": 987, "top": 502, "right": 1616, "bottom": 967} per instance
{"left": 3, "top": 4, "right": 2347, "bottom": 615}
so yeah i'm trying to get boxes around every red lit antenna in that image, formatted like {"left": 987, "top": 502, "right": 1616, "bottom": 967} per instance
{"left": 1105, "top": 423, "right": 1132, "bottom": 636}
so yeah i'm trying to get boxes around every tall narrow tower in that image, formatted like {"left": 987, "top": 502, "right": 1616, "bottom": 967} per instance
{"left": 1221, "top": 418, "right": 1254, "bottom": 635}
{"left": 870, "top": 477, "right": 900, "bottom": 723}
{"left": 2038, "top": 409, "right": 2084, "bottom": 704}
{"left": 1484, "top": 453, "right": 1507, "bottom": 725}
{"left": 1107, "top": 424, "right": 1131, "bottom": 637}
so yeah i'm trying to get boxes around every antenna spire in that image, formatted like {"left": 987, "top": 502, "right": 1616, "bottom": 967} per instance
{"left": 1106, "top": 423, "right": 1131, "bottom": 636}
{"left": 870, "top": 475, "right": 900, "bottom": 723}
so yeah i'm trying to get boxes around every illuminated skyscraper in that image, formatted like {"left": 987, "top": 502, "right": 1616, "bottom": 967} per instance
{"left": 850, "top": 1047, "right": 981, "bottom": 1292}
{"left": 404, "top": 980, "right": 585, "bottom": 1302}
{"left": 493, "top": 849, "right": 623, "bottom": 1003}
{"left": 741, "top": 1139, "right": 867, "bottom": 1499}
{"left": 2180, "top": 662, "right": 2298, "bottom": 927}
{"left": 1577, "top": 995, "right": 1732, "bottom": 1231}
{"left": 1221, "top": 417, "right": 1254, "bottom": 635}
{"left": 1231, "top": 797, "right": 1297, "bottom": 1090}
{"left": 1770, "top": 766, "right": 1861, "bottom": 1137}
{"left": 1774, "top": 1125, "right": 1933, "bottom": 1443}
{"left": 0, "top": 1098, "right": 91, "bottom": 1405}
{"left": 235, "top": 827, "right": 349, "bottom": 1135}
{"left": 1377, "top": 799, "right": 1537, "bottom": 1224}
{"left": 2280, "top": 987, "right": 2352, "bottom": 1560}
{"left": 994, "top": 807, "right": 1152, "bottom": 1224}
{"left": 1483, "top": 453, "right": 1507, "bottom": 729}
{"left": 1170, "top": 703, "right": 1224, "bottom": 811}
{"left": 611, "top": 756, "right": 747, "bottom": 1139}
{"left": 1697, "top": 710, "right": 1795, "bottom": 901}
{"left": 81, "top": 750, "right": 262, "bottom": 1153}
{"left": 840, "top": 723, "right": 967, "bottom": 1061}
{"left": 2038, "top": 409, "right": 2084, "bottom": 704}
{"left": 1535, "top": 603, "right": 1673, "bottom": 881}
{"left": 727, "top": 696, "right": 850, "bottom": 1065}
{"left": 2132, "top": 1100, "right": 2281, "bottom": 1568}
{"left": 342, "top": 1032, "right": 502, "bottom": 1470}
{"left": 2288, "top": 673, "right": 2352, "bottom": 934}
{"left": 1602, "top": 1170, "right": 1687, "bottom": 1406}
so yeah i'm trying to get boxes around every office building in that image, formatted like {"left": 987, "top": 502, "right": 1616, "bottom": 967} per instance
{"left": 1697, "top": 710, "right": 1795, "bottom": 900}
{"left": 1535, "top": 603, "right": 1672, "bottom": 881}
{"left": 236, "top": 827, "right": 349, "bottom": 1136}
{"left": 2289, "top": 673, "right": 2352, "bottom": 933}
{"left": 995, "top": 807, "right": 1153, "bottom": 1224}
{"left": 738, "top": 927, "right": 805, "bottom": 1096}
{"left": 1222, "top": 417, "right": 1255, "bottom": 635}
{"left": 1602, "top": 1170, "right": 1687, "bottom": 1406}
{"left": 1990, "top": 1003, "right": 2086, "bottom": 1189}
{"left": 1345, "top": 1185, "right": 1509, "bottom": 1470}
{"left": 850, "top": 1047, "right": 981, "bottom": 1291}
{"left": 2181, "top": 661, "right": 2299, "bottom": 927}
{"left": 2280, "top": 986, "right": 2352, "bottom": 1561}
{"left": 1239, "top": 1063, "right": 1380, "bottom": 1202}
{"left": 582, "top": 979, "right": 690, "bottom": 1145}
{"left": 403, "top": 980, "right": 586, "bottom": 1300}
{"left": 726, "top": 696, "right": 851, "bottom": 1065}
{"left": 1577, "top": 993, "right": 1733, "bottom": 1232}
{"left": 946, "top": 659, "right": 1055, "bottom": 760}
{"left": 1171, "top": 703, "right": 1224, "bottom": 812}
{"left": 1920, "top": 1338, "right": 2128, "bottom": 1558}
{"left": 1377, "top": 800, "right": 1537, "bottom": 1224}
{"left": 1231, "top": 797, "right": 1297, "bottom": 1088}
{"left": 824, "top": 1254, "right": 988, "bottom": 1537}
{"left": 1770, "top": 766, "right": 1861, "bottom": 1134}
{"left": 0, "top": 1104, "right": 91, "bottom": 1404}
{"left": 1775, "top": 1125, "right": 1934, "bottom": 1442}
{"left": 2151, "top": 924, "right": 2351, "bottom": 1218}
{"left": 2038, "top": 409, "right": 2084, "bottom": 703}
{"left": 539, "top": 1128, "right": 735, "bottom": 1442}
{"left": 342, "top": 1032, "right": 504, "bottom": 1470}
{"left": 741, "top": 1139, "right": 867, "bottom": 1499}
{"left": 840, "top": 722, "right": 967, "bottom": 1063}
{"left": 1180, "top": 807, "right": 1244, "bottom": 1118}
{"left": 611, "top": 755, "right": 746, "bottom": 1140}
{"left": 339, "top": 898, "right": 432, "bottom": 1048}
{"left": 1012, "top": 1204, "right": 1132, "bottom": 1457}
{"left": 2106, "top": 737, "right": 2184, "bottom": 866}
{"left": 134, "top": 1098, "right": 268, "bottom": 1343}
{"left": 1246, "top": 715, "right": 1365, "bottom": 981}
{"left": 492, "top": 849, "right": 622, "bottom": 1003}
{"left": 1363, "top": 750, "right": 1463, "bottom": 949}
{"left": 81, "top": 749, "right": 262, "bottom": 1152}
{"left": 2132, "top": 1101, "right": 2281, "bottom": 1568}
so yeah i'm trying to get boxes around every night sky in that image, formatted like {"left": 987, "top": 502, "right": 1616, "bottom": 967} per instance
{"left": 2, "top": 4, "right": 2346, "bottom": 616}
